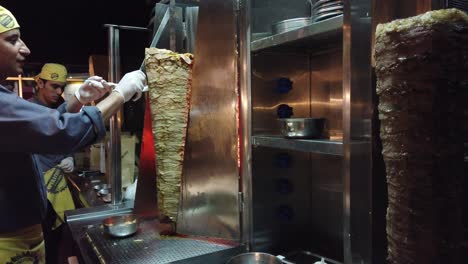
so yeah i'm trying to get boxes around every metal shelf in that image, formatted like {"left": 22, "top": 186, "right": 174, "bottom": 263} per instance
{"left": 252, "top": 135, "right": 343, "bottom": 156}
{"left": 251, "top": 15, "right": 343, "bottom": 52}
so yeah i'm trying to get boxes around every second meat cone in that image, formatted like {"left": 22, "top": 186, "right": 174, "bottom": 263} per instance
{"left": 375, "top": 9, "right": 468, "bottom": 264}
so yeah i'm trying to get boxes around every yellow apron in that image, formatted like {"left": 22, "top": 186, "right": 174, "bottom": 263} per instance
{"left": 44, "top": 167, "right": 75, "bottom": 230}
{"left": 0, "top": 224, "right": 45, "bottom": 264}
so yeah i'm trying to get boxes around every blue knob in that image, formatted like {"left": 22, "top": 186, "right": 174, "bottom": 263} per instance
{"left": 273, "top": 152, "right": 292, "bottom": 168}
{"left": 277, "top": 205, "right": 294, "bottom": 223}
{"left": 276, "top": 178, "right": 293, "bottom": 194}
{"left": 276, "top": 77, "right": 293, "bottom": 94}
{"left": 277, "top": 104, "right": 293, "bottom": 118}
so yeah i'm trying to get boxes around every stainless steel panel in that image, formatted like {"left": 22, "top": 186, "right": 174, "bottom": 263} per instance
{"left": 251, "top": 15, "right": 343, "bottom": 52}
{"left": 342, "top": 0, "right": 372, "bottom": 263}
{"left": 252, "top": 0, "right": 312, "bottom": 33}
{"left": 251, "top": 48, "right": 342, "bottom": 140}
{"left": 252, "top": 52, "right": 310, "bottom": 135}
{"left": 239, "top": 0, "right": 254, "bottom": 249}
{"left": 177, "top": 0, "right": 241, "bottom": 240}
{"left": 252, "top": 135, "right": 342, "bottom": 156}
{"left": 310, "top": 49, "right": 343, "bottom": 139}
{"left": 186, "top": 7, "right": 199, "bottom": 53}
{"left": 308, "top": 153, "right": 343, "bottom": 261}
{"left": 250, "top": 147, "right": 343, "bottom": 259}
{"left": 152, "top": 3, "right": 184, "bottom": 52}
{"left": 251, "top": 148, "right": 314, "bottom": 253}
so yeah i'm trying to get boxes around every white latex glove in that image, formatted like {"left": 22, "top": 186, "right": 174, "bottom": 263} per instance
{"left": 313, "top": 258, "right": 327, "bottom": 264}
{"left": 74, "top": 76, "right": 113, "bottom": 104}
{"left": 113, "top": 70, "right": 147, "bottom": 102}
{"left": 124, "top": 179, "right": 138, "bottom": 201}
{"left": 57, "top": 157, "right": 74, "bottom": 173}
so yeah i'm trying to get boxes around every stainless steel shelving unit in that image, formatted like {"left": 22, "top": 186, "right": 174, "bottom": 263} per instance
{"left": 251, "top": 15, "right": 343, "bottom": 52}
{"left": 252, "top": 135, "right": 343, "bottom": 156}
{"left": 241, "top": 1, "right": 373, "bottom": 263}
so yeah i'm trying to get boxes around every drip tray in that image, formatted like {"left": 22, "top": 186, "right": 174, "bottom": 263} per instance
{"left": 85, "top": 219, "right": 238, "bottom": 264}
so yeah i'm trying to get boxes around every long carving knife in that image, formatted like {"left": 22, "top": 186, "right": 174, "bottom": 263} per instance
{"left": 140, "top": 7, "right": 170, "bottom": 72}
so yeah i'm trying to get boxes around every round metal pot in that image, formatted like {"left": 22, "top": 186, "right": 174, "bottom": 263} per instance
{"left": 278, "top": 118, "right": 325, "bottom": 138}
{"left": 227, "top": 252, "right": 283, "bottom": 264}
{"left": 102, "top": 214, "right": 139, "bottom": 238}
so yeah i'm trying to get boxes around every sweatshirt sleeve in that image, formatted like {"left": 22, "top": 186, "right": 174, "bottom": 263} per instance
{"left": 0, "top": 87, "right": 106, "bottom": 154}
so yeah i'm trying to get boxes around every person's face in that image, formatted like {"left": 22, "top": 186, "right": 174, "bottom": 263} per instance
{"left": 0, "top": 29, "right": 30, "bottom": 79}
{"left": 37, "top": 79, "right": 65, "bottom": 106}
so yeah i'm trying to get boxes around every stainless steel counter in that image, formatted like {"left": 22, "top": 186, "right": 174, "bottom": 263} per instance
{"left": 66, "top": 207, "right": 244, "bottom": 264}
{"left": 65, "top": 175, "right": 244, "bottom": 263}
{"left": 85, "top": 219, "right": 242, "bottom": 263}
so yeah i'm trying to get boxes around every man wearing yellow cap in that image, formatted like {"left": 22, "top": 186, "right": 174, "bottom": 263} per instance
{"left": 0, "top": 5, "right": 147, "bottom": 264}
{"left": 30, "top": 63, "right": 74, "bottom": 178}
{"left": 29, "top": 63, "right": 79, "bottom": 264}
{"left": 31, "top": 63, "right": 68, "bottom": 108}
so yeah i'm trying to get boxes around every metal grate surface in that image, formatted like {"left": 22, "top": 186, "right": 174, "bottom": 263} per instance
{"left": 85, "top": 220, "right": 232, "bottom": 264}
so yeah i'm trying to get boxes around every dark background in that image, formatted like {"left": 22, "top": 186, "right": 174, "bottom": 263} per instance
{"left": 1, "top": 0, "right": 158, "bottom": 134}
{"left": 2, "top": 0, "right": 156, "bottom": 73}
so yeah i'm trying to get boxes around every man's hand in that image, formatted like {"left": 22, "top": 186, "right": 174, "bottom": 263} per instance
{"left": 113, "top": 70, "right": 147, "bottom": 102}
{"left": 74, "top": 76, "right": 113, "bottom": 105}
{"left": 58, "top": 157, "right": 74, "bottom": 173}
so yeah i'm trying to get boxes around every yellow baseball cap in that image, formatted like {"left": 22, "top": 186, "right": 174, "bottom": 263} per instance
{"left": 36, "top": 63, "right": 68, "bottom": 83}
{"left": 0, "top": 6, "right": 20, "bottom": 34}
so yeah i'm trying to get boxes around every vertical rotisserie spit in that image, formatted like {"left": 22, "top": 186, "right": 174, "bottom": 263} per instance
{"left": 145, "top": 48, "right": 194, "bottom": 222}
{"left": 375, "top": 8, "right": 468, "bottom": 264}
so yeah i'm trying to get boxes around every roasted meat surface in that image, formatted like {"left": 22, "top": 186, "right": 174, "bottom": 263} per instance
{"left": 145, "top": 48, "right": 194, "bottom": 222}
{"left": 375, "top": 9, "right": 468, "bottom": 264}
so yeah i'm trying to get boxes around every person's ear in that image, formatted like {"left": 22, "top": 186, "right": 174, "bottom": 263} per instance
{"left": 37, "top": 79, "right": 45, "bottom": 89}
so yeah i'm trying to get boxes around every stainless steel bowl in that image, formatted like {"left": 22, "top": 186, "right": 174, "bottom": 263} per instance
{"left": 102, "top": 214, "right": 139, "bottom": 237}
{"left": 227, "top": 252, "right": 283, "bottom": 264}
{"left": 93, "top": 183, "right": 111, "bottom": 191}
{"left": 278, "top": 118, "right": 325, "bottom": 138}
{"left": 90, "top": 179, "right": 102, "bottom": 184}
{"left": 97, "top": 188, "right": 111, "bottom": 196}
